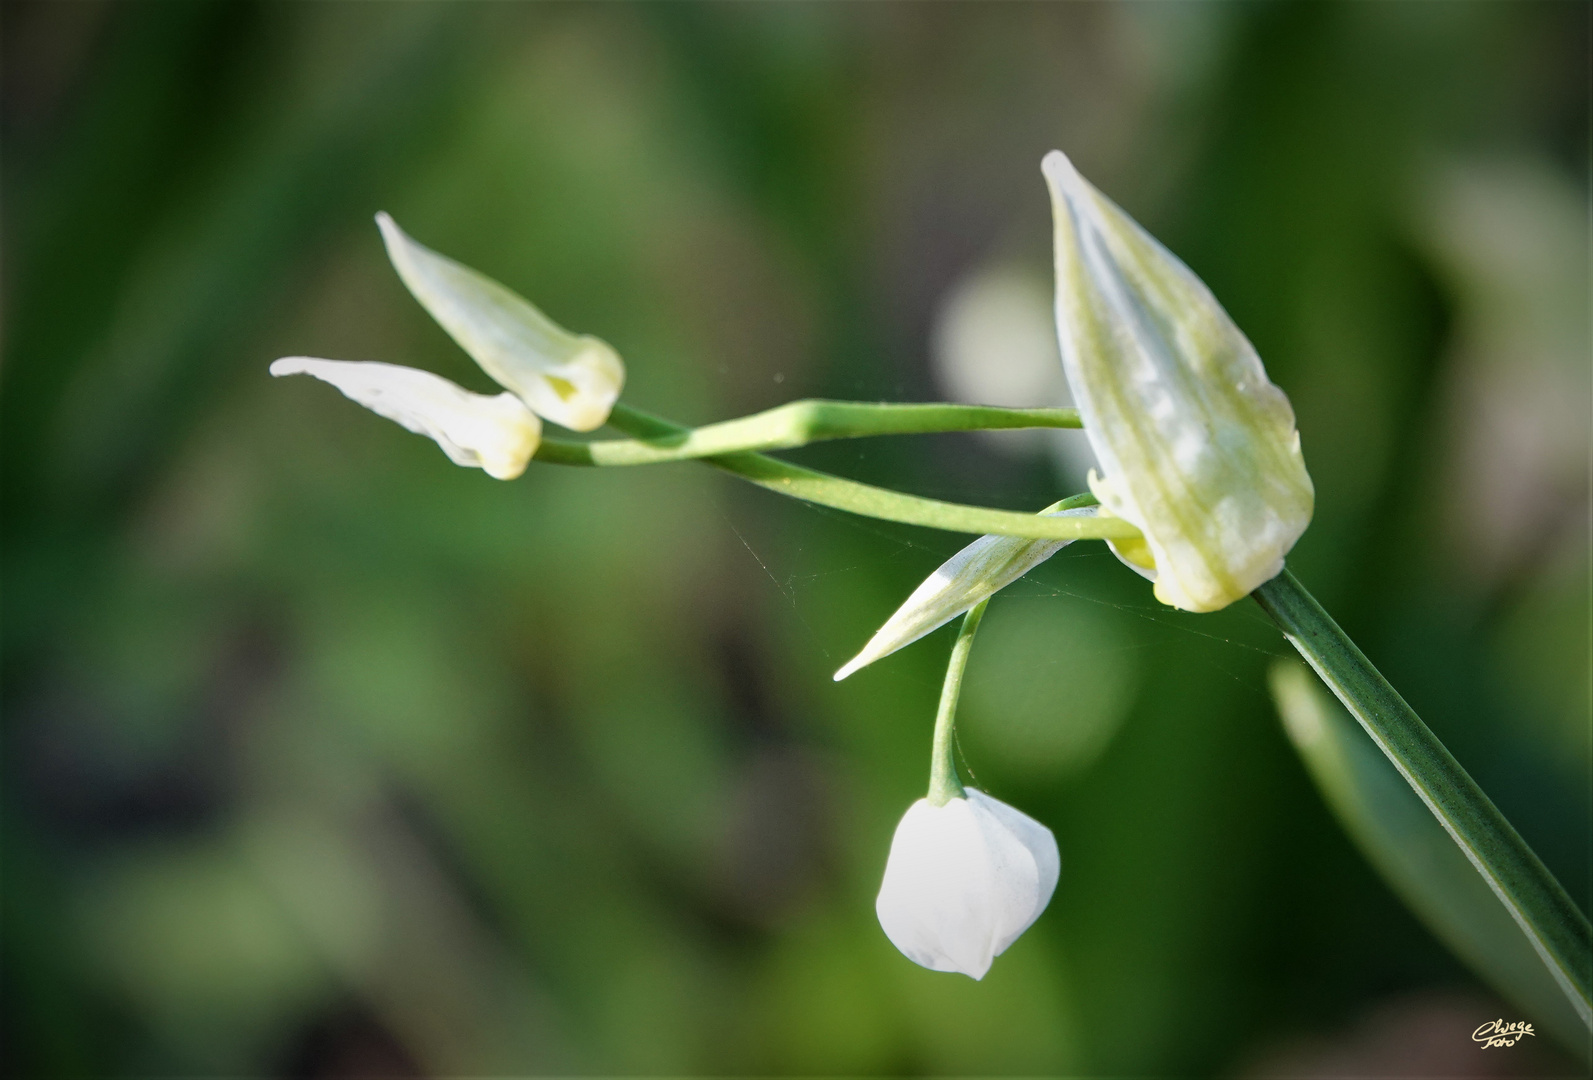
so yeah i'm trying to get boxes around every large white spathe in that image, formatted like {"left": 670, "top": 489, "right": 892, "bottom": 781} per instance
{"left": 377, "top": 213, "right": 625, "bottom": 432}
{"left": 270, "top": 357, "right": 542, "bottom": 480}
{"left": 876, "top": 789, "right": 1060, "bottom": 980}
{"left": 1043, "top": 150, "right": 1314, "bottom": 612}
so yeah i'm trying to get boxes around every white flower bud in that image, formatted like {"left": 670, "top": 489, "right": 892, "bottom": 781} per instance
{"left": 875, "top": 789, "right": 1060, "bottom": 980}
{"left": 834, "top": 506, "right": 1099, "bottom": 681}
{"left": 376, "top": 213, "right": 625, "bottom": 432}
{"left": 270, "top": 357, "right": 541, "bottom": 480}
{"left": 1043, "top": 150, "right": 1314, "bottom": 612}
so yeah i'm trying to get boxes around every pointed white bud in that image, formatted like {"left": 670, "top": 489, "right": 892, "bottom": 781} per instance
{"left": 1043, "top": 151, "right": 1314, "bottom": 612}
{"left": 834, "top": 506, "right": 1098, "bottom": 681}
{"left": 376, "top": 213, "right": 625, "bottom": 432}
{"left": 270, "top": 357, "right": 541, "bottom": 480}
{"left": 875, "top": 789, "right": 1060, "bottom": 980}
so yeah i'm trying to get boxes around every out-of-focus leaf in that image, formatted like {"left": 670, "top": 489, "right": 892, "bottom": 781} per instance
{"left": 1269, "top": 659, "right": 1588, "bottom": 1059}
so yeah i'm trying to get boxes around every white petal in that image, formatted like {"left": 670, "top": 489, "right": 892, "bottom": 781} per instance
{"left": 376, "top": 213, "right": 625, "bottom": 432}
{"left": 1044, "top": 150, "right": 1314, "bottom": 612}
{"left": 965, "top": 789, "right": 1060, "bottom": 948}
{"left": 270, "top": 357, "right": 541, "bottom": 480}
{"left": 834, "top": 506, "right": 1098, "bottom": 681}
{"left": 876, "top": 799, "right": 999, "bottom": 978}
{"left": 875, "top": 792, "right": 1059, "bottom": 980}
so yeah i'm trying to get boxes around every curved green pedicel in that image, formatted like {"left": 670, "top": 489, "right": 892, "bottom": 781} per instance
{"left": 593, "top": 404, "right": 1140, "bottom": 543}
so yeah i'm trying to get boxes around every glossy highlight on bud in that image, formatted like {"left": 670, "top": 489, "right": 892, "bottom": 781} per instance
{"left": 1043, "top": 150, "right": 1314, "bottom": 612}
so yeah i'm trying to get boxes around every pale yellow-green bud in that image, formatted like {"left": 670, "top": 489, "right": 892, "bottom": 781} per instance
{"left": 270, "top": 357, "right": 542, "bottom": 480}
{"left": 377, "top": 213, "right": 625, "bottom": 432}
{"left": 1042, "top": 151, "right": 1314, "bottom": 612}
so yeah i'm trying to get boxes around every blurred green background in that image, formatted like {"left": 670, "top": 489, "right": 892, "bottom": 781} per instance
{"left": 3, "top": 2, "right": 1588, "bottom": 1076}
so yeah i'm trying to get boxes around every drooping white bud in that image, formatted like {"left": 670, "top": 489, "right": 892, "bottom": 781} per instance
{"left": 270, "top": 357, "right": 541, "bottom": 480}
{"left": 376, "top": 213, "right": 625, "bottom": 432}
{"left": 1043, "top": 150, "right": 1314, "bottom": 612}
{"left": 875, "top": 789, "right": 1060, "bottom": 980}
{"left": 834, "top": 506, "right": 1099, "bottom": 681}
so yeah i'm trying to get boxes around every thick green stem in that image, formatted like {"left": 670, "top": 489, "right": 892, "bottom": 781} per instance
{"left": 587, "top": 403, "right": 1140, "bottom": 542}
{"left": 536, "top": 400, "right": 1080, "bottom": 466}
{"left": 928, "top": 599, "right": 988, "bottom": 806}
{"left": 1253, "top": 567, "right": 1592, "bottom": 1028}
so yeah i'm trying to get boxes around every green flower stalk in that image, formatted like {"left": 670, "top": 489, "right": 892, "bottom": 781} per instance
{"left": 1043, "top": 150, "right": 1314, "bottom": 612}
{"left": 875, "top": 600, "right": 1062, "bottom": 981}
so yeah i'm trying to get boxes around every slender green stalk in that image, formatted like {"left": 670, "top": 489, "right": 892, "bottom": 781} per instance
{"left": 580, "top": 402, "right": 1141, "bottom": 542}
{"left": 536, "top": 400, "right": 1080, "bottom": 466}
{"left": 1253, "top": 567, "right": 1592, "bottom": 1028}
{"left": 928, "top": 599, "right": 988, "bottom": 806}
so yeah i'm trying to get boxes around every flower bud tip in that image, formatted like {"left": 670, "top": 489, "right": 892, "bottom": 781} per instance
{"left": 269, "top": 356, "right": 541, "bottom": 480}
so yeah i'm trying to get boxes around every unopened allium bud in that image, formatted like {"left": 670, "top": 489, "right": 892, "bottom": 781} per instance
{"left": 1043, "top": 151, "right": 1314, "bottom": 612}
{"left": 377, "top": 213, "right": 625, "bottom": 432}
{"left": 270, "top": 357, "right": 541, "bottom": 480}
{"left": 876, "top": 789, "right": 1060, "bottom": 980}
